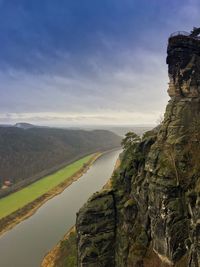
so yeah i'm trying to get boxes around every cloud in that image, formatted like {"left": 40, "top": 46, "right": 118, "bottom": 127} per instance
{"left": 3, "top": 0, "right": 200, "bottom": 126}
{"left": 163, "top": 0, "right": 200, "bottom": 33}
{"left": 0, "top": 44, "right": 169, "bottom": 125}
{"left": 0, "top": 111, "right": 159, "bottom": 126}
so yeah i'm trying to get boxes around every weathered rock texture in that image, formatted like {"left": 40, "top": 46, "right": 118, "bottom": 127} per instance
{"left": 76, "top": 32, "right": 200, "bottom": 267}
{"left": 77, "top": 190, "right": 116, "bottom": 267}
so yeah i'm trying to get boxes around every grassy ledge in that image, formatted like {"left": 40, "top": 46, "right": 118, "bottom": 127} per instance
{"left": 0, "top": 153, "right": 101, "bottom": 236}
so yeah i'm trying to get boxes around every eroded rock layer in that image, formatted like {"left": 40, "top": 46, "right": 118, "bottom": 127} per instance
{"left": 76, "top": 32, "right": 200, "bottom": 267}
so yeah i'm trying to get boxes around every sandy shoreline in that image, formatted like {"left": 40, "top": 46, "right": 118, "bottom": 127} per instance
{"left": 0, "top": 152, "right": 102, "bottom": 237}
{"left": 41, "top": 226, "right": 76, "bottom": 267}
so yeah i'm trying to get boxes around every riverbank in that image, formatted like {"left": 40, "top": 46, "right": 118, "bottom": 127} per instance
{"left": 0, "top": 153, "right": 102, "bottom": 236}
{"left": 41, "top": 154, "right": 122, "bottom": 267}
{"left": 41, "top": 227, "right": 77, "bottom": 267}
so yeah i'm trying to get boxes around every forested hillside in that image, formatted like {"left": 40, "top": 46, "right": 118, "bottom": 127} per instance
{"left": 0, "top": 127, "right": 121, "bottom": 187}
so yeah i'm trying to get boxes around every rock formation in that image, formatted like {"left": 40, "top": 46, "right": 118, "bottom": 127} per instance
{"left": 76, "top": 30, "right": 200, "bottom": 267}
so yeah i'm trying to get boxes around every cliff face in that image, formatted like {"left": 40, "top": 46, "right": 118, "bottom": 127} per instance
{"left": 76, "top": 33, "right": 200, "bottom": 267}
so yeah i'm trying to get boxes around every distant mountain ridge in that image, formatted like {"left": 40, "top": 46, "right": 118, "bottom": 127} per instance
{"left": 14, "top": 122, "right": 37, "bottom": 129}
{"left": 0, "top": 122, "right": 47, "bottom": 129}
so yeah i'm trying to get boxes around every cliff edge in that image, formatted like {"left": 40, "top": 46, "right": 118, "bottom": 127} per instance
{"left": 76, "top": 30, "right": 200, "bottom": 267}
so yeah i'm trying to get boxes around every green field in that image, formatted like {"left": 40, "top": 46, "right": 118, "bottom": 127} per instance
{"left": 0, "top": 154, "right": 94, "bottom": 219}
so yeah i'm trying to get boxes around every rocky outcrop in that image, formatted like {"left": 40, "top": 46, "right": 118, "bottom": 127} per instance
{"left": 167, "top": 34, "right": 200, "bottom": 97}
{"left": 76, "top": 30, "right": 200, "bottom": 267}
{"left": 76, "top": 190, "right": 116, "bottom": 267}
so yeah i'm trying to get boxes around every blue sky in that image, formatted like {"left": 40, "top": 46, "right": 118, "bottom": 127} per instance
{"left": 1, "top": 0, "right": 200, "bottom": 126}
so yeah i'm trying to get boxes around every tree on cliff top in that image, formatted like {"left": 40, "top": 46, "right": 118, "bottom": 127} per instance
{"left": 121, "top": 132, "right": 140, "bottom": 151}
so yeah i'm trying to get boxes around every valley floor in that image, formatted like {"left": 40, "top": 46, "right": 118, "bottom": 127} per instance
{"left": 0, "top": 153, "right": 101, "bottom": 236}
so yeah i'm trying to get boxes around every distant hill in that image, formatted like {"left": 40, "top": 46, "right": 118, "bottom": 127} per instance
{"left": 0, "top": 122, "right": 47, "bottom": 129}
{"left": 104, "top": 126, "right": 154, "bottom": 137}
{"left": 81, "top": 125, "right": 155, "bottom": 137}
{"left": 0, "top": 127, "right": 121, "bottom": 187}
{"left": 14, "top": 122, "right": 36, "bottom": 129}
{"left": 14, "top": 122, "right": 50, "bottom": 129}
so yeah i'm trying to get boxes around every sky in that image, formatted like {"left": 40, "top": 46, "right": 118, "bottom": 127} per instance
{"left": 0, "top": 0, "right": 200, "bottom": 126}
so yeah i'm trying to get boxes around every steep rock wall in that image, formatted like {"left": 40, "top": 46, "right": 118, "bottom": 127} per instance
{"left": 76, "top": 33, "right": 200, "bottom": 267}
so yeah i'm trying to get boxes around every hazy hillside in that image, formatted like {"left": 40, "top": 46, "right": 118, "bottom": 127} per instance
{"left": 80, "top": 126, "right": 154, "bottom": 137}
{"left": 0, "top": 127, "right": 121, "bottom": 186}
{"left": 102, "top": 126, "right": 154, "bottom": 137}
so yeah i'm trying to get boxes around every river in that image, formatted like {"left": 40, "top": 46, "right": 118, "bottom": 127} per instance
{"left": 0, "top": 149, "right": 121, "bottom": 267}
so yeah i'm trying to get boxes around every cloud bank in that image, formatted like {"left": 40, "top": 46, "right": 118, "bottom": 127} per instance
{"left": 0, "top": 0, "right": 200, "bottom": 125}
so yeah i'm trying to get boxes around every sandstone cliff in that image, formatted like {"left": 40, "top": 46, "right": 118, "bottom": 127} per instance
{"left": 76, "top": 31, "right": 200, "bottom": 267}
